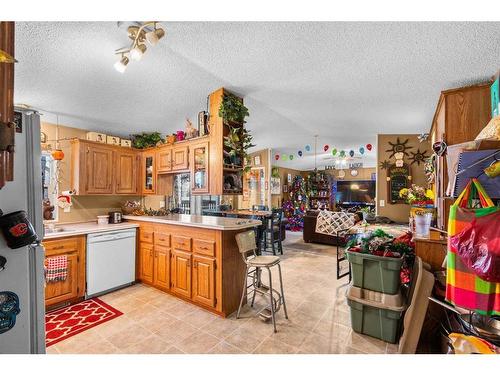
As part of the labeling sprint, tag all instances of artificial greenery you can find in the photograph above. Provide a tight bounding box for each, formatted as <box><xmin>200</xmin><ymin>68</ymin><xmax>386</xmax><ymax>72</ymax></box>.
<box><xmin>224</xmin><ymin>126</ymin><xmax>255</xmax><ymax>173</ymax></box>
<box><xmin>131</xmin><ymin>132</ymin><xmax>164</xmax><ymax>149</ymax></box>
<box><xmin>219</xmin><ymin>93</ymin><xmax>249</xmax><ymax>124</ymax></box>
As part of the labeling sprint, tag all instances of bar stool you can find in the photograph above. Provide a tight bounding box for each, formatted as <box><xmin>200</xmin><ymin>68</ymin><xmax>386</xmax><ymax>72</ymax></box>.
<box><xmin>235</xmin><ymin>230</ymin><xmax>288</xmax><ymax>333</ymax></box>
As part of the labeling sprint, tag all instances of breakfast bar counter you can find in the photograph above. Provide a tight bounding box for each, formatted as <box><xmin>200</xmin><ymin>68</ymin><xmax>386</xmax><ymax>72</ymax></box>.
<box><xmin>124</xmin><ymin>214</ymin><xmax>261</xmax><ymax>317</ymax></box>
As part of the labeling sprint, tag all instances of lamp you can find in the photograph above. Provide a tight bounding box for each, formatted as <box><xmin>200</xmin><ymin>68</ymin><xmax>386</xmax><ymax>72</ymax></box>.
<box><xmin>114</xmin><ymin>55</ymin><xmax>129</xmax><ymax>73</ymax></box>
<box><xmin>146</xmin><ymin>27</ymin><xmax>165</xmax><ymax>46</ymax></box>
<box><xmin>130</xmin><ymin>43</ymin><xmax>147</xmax><ymax>61</ymax></box>
<box><xmin>113</xmin><ymin>22</ymin><xmax>165</xmax><ymax>72</ymax></box>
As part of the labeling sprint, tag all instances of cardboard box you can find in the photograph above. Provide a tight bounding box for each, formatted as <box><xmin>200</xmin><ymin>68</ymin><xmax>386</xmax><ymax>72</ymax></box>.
<box><xmin>86</xmin><ymin>132</ymin><xmax>106</xmax><ymax>143</ymax></box>
<box><xmin>120</xmin><ymin>139</ymin><xmax>132</xmax><ymax>148</ymax></box>
<box><xmin>106</xmin><ymin>135</ymin><xmax>120</xmax><ymax>146</ymax></box>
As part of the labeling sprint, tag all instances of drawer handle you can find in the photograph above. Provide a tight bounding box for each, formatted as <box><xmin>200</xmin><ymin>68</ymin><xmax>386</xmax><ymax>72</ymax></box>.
<box><xmin>199</xmin><ymin>246</ymin><xmax>209</xmax><ymax>250</ymax></box>
<box><xmin>51</xmin><ymin>245</ymin><xmax>65</xmax><ymax>250</ymax></box>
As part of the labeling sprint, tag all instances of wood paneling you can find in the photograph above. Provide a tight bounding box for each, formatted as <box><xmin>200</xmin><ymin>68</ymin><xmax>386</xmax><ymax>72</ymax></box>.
<box><xmin>43</xmin><ymin>235</ymin><xmax>86</xmax><ymax>310</ymax></box>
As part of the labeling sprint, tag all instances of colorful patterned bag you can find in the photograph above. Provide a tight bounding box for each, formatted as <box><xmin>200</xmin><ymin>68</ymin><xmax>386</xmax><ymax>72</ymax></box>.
<box><xmin>446</xmin><ymin>178</ymin><xmax>500</xmax><ymax>315</ymax></box>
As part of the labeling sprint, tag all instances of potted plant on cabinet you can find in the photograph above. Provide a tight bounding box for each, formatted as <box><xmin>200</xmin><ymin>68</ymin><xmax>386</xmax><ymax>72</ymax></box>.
<box><xmin>399</xmin><ymin>185</ymin><xmax>435</xmax><ymax>238</ymax></box>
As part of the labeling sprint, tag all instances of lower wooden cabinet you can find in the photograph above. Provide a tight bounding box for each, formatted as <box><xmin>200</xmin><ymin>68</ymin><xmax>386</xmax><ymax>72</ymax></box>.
<box><xmin>154</xmin><ymin>246</ymin><xmax>170</xmax><ymax>290</ymax></box>
<box><xmin>192</xmin><ymin>254</ymin><xmax>216</xmax><ymax>307</ymax></box>
<box><xmin>171</xmin><ymin>249</ymin><xmax>192</xmax><ymax>299</ymax></box>
<box><xmin>43</xmin><ymin>236</ymin><xmax>86</xmax><ymax>310</ymax></box>
<box><xmin>139</xmin><ymin>242</ymin><xmax>154</xmax><ymax>284</ymax></box>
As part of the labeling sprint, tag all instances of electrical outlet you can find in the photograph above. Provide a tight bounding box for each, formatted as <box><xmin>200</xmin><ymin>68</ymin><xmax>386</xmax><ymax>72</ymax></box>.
<box><xmin>159</xmin><ymin>201</ymin><xmax>165</xmax><ymax>208</ymax></box>
<box><xmin>379</xmin><ymin>200</ymin><xmax>385</xmax><ymax>207</ymax></box>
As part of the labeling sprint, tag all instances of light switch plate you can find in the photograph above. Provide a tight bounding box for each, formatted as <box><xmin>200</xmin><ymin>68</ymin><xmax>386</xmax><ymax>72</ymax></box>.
<box><xmin>159</xmin><ymin>201</ymin><xmax>165</xmax><ymax>208</ymax></box>
<box><xmin>379</xmin><ymin>200</ymin><xmax>385</xmax><ymax>207</ymax></box>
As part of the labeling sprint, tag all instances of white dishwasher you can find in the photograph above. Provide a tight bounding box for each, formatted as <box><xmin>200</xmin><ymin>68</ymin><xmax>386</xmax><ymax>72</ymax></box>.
<box><xmin>86</xmin><ymin>228</ymin><xmax>136</xmax><ymax>298</ymax></box>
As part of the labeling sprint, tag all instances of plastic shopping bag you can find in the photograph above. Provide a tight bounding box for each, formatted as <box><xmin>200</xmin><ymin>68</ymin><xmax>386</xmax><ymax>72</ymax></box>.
<box><xmin>450</xmin><ymin>210</ymin><xmax>500</xmax><ymax>282</ymax></box>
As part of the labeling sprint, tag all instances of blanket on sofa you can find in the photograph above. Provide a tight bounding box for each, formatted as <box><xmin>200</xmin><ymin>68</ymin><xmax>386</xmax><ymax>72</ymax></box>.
<box><xmin>315</xmin><ymin>210</ymin><xmax>356</xmax><ymax>235</ymax></box>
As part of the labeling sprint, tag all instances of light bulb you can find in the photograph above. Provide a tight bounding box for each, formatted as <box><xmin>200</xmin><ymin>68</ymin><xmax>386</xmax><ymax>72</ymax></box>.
<box><xmin>114</xmin><ymin>56</ymin><xmax>129</xmax><ymax>73</ymax></box>
<box><xmin>146</xmin><ymin>28</ymin><xmax>165</xmax><ymax>46</ymax></box>
<box><xmin>130</xmin><ymin>44</ymin><xmax>147</xmax><ymax>61</ymax></box>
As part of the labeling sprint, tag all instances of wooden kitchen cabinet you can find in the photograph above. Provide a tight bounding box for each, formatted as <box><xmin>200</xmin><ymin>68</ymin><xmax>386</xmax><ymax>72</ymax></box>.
<box><xmin>43</xmin><ymin>236</ymin><xmax>86</xmax><ymax>310</ymax></box>
<box><xmin>115</xmin><ymin>149</ymin><xmax>139</xmax><ymax>194</ymax></box>
<box><xmin>172</xmin><ymin>145</ymin><xmax>189</xmax><ymax>171</ymax></box>
<box><xmin>156</xmin><ymin>147</ymin><xmax>172</xmax><ymax>173</ymax></box>
<box><xmin>141</xmin><ymin>150</ymin><xmax>156</xmax><ymax>194</ymax></box>
<box><xmin>171</xmin><ymin>248</ymin><xmax>192</xmax><ymax>299</ymax></box>
<box><xmin>154</xmin><ymin>245</ymin><xmax>170</xmax><ymax>291</ymax></box>
<box><xmin>139</xmin><ymin>242</ymin><xmax>154</xmax><ymax>284</ymax></box>
<box><xmin>78</xmin><ymin>142</ymin><xmax>114</xmax><ymax>194</ymax></box>
<box><xmin>415</xmin><ymin>238</ymin><xmax>447</xmax><ymax>272</ymax></box>
<box><xmin>190</xmin><ymin>141</ymin><xmax>210</xmax><ymax>194</ymax></box>
<box><xmin>192</xmin><ymin>254</ymin><xmax>216</xmax><ymax>307</ymax></box>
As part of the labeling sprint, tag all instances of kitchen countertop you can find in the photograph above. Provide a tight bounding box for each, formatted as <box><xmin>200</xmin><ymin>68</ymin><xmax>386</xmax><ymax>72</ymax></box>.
<box><xmin>123</xmin><ymin>214</ymin><xmax>262</xmax><ymax>231</ymax></box>
<box><xmin>43</xmin><ymin>221</ymin><xmax>139</xmax><ymax>240</ymax></box>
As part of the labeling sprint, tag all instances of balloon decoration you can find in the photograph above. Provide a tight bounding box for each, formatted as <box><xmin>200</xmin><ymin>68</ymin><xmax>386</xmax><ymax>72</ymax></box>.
<box><xmin>273</xmin><ymin>140</ymin><xmax>373</xmax><ymax>163</ymax></box>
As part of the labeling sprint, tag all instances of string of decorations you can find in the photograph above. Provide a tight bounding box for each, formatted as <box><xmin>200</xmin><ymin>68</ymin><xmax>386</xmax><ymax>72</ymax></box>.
<box><xmin>274</xmin><ymin>143</ymin><xmax>373</xmax><ymax>161</ymax></box>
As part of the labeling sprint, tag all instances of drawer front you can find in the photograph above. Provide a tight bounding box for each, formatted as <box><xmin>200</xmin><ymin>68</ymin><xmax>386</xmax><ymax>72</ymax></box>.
<box><xmin>172</xmin><ymin>236</ymin><xmax>191</xmax><ymax>251</ymax></box>
<box><xmin>193</xmin><ymin>239</ymin><xmax>215</xmax><ymax>257</ymax></box>
<box><xmin>44</xmin><ymin>237</ymin><xmax>79</xmax><ymax>254</ymax></box>
<box><xmin>140</xmin><ymin>227</ymin><xmax>154</xmax><ymax>243</ymax></box>
<box><xmin>154</xmin><ymin>232</ymin><xmax>171</xmax><ymax>247</ymax></box>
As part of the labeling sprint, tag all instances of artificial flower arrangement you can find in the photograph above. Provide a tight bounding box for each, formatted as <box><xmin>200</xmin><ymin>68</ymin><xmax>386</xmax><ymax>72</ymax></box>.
<box><xmin>399</xmin><ymin>184</ymin><xmax>434</xmax><ymax>206</ymax></box>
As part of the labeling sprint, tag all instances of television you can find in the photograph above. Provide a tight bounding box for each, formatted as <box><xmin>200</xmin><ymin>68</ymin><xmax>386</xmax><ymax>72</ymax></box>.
<box><xmin>335</xmin><ymin>180</ymin><xmax>376</xmax><ymax>204</ymax></box>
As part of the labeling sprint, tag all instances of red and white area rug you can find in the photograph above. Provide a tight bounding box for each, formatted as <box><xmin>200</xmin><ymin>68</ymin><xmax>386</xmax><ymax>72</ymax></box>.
<box><xmin>45</xmin><ymin>298</ymin><xmax>123</xmax><ymax>347</ymax></box>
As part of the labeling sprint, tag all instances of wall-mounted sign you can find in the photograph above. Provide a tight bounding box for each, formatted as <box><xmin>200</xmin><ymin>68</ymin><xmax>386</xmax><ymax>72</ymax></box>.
<box><xmin>387</xmin><ymin>163</ymin><xmax>411</xmax><ymax>204</ymax></box>
<box><xmin>349</xmin><ymin>162</ymin><xmax>363</xmax><ymax>169</ymax></box>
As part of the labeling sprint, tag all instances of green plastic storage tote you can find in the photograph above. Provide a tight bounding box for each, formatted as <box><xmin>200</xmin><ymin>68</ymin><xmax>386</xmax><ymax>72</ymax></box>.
<box><xmin>347</xmin><ymin>250</ymin><xmax>403</xmax><ymax>294</ymax></box>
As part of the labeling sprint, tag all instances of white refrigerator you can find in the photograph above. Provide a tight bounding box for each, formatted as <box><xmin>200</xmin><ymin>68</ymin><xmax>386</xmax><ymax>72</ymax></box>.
<box><xmin>0</xmin><ymin>109</ymin><xmax>45</xmax><ymax>354</ymax></box>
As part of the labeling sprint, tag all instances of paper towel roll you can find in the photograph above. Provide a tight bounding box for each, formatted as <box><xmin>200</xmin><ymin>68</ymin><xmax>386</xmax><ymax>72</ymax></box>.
<box><xmin>61</xmin><ymin>190</ymin><xmax>76</xmax><ymax>195</ymax></box>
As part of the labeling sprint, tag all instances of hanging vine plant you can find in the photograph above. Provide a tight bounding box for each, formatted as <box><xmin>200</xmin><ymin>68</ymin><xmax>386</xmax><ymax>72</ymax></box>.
<box><xmin>224</xmin><ymin>126</ymin><xmax>255</xmax><ymax>173</ymax></box>
<box><xmin>219</xmin><ymin>93</ymin><xmax>249</xmax><ymax>124</ymax></box>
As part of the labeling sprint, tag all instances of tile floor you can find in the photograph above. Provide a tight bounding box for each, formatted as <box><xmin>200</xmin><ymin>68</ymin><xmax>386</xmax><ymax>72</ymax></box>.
<box><xmin>47</xmin><ymin>232</ymin><xmax>397</xmax><ymax>354</ymax></box>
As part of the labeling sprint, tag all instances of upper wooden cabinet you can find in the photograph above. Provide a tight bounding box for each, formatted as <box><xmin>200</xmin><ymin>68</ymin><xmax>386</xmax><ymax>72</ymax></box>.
<box><xmin>172</xmin><ymin>145</ymin><xmax>189</xmax><ymax>171</ymax></box>
<box><xmin>141</xmin><ymin>150</ymin><xmax>156</xmax><ymax>195</ymax></box>
<box><xmin>190</xmin><ymin>141</ymin><xmax>210</xmax><ymax>194</ymax></box>
<box><xmin>115</xmin><ymin>149</ymin><xmax>139</xmax><ymax>194</ymax></box>
<box><xmin>156</xmin><ymin>147</ymin><xmax>172</xmax><ymax>173</ymax></box>
<box><xmin>71</xmin><ymin>139</ymin><xmax>140</xmax><ymax>195</ymax></box>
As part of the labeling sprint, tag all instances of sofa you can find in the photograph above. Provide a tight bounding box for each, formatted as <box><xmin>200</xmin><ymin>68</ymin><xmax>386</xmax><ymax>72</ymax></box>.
<box><xmin>303</xmin><ymin>210</ymin><xmax>361</xmax><ymax>246</ymax></box>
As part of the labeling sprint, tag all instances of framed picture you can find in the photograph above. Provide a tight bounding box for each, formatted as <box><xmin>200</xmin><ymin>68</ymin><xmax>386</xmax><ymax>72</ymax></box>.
<box><xmin>287</xmin><ymin>173</ymin><xmax>292</xmax><ymax>183</ymax></box>
<box><xmin>271</xmin><ymin>177</ymin><xmax>281</xmax><ymax>195</ymax></box>
<box><xmin>254</xmin><ymin>155</ymin><xmax>261</xmax><ymax>166</ymax></box>
<box><xmin>283</xmin><ymin>184</ymin><xmax>288</xmax><ymax>193</ymax></box>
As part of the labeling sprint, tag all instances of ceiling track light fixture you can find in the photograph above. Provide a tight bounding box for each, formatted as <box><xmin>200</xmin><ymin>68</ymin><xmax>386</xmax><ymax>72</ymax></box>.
<box><xmin>113</xmin><ymin>21</ymin><xmax>165</xmax><ymax>73</ymax></box>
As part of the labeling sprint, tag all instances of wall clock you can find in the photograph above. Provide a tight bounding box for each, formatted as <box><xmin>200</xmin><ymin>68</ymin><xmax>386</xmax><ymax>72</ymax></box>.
<box><xmin>350</xmin><ymin>169</ymin><xmax>359</xmax><ymax>177</ymax></box>
<box><xmin>338</xmin><ymin>170</ymin><xmax>345</xmax><ymax>179</ymax></box>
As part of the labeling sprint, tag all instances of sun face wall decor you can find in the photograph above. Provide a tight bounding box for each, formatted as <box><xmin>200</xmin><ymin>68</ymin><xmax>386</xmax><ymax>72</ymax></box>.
<box><xmin>385</xmin><ymin>137</ymin><xmax>413</xmax><ymax>159</ymax></box>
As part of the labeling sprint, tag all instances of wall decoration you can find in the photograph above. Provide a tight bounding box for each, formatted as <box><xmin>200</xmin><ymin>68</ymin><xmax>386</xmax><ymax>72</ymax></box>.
<box><xmin>283</xmin><ymin>185</ymin><xmax>288</xmax><ymax>193</ymax></box>
<box><xmin>350</xmin><ymin>169</ymin><xmax>359</xmax><ymax>177</ymax></box>
<box><xmin>254</xmin><ymin>155</ymin><xmax>261</xmax><ymax>166</ymax></box>
<box><xmin>491</xmin><ymin>77</ymin><xmax>499</xmax><ymax>117</ymax></box>
<box><xmin>0</xmin><ymin>291</ymin><xmax>20</xmax><ymax>334</ymax></box>
<box><xmin>359</xmin><ymin>147</ymin><xmax>365</xmax><ymax>154</ymax></box>
<box><xmin>387</xmin><ymin>163</ymin><xmax>411</xmax><ymax>204</ymax></box>
<box><xmin>409</xmin><ymin>148</ymin><xmax>429</xmax><ymax>165</ymax></box>
<box><xmin>338</xmin><ymin>170</ymin><xmax>346</xmax><ymax>179</ymax></box>
<box><xmin>305</xmin><ymin>145</ymin><xmax>311</xmax><ymax>152</ymax></box>
<box><xmin>332</xmin><ymin>148</ymin><xmax>337</xmax><ymax>156</ymax></box>
<box><xmin>349</xmin><ymin>150</ymin><xmax>355</xmax><ymax>157</ymax></box>
<box><xmin>289</xmin><ymin>155</ymin><xmax>294</xmax><ymax>160</ymax></box>
<box><xmin>287</xmin><ymin>173</ymin><xmax>292</xmax><ymax>183</ymax></box>
<box><xmin>385</xmin><ymin>137</ymin><xmax>413</xmax><ymax>159</ymax></box>
<box><xmin>339</xmin><ymin>150</ymin><xmax>346</xmax><ymax>157</ymax></box>
<box><xmin>432</xmin><ymin>141</ymin><xmax>447</xmax><ymax>157</ymax></box>
<box><xmin>298</xmin><ymin>150</ymin><xmax>303</xmax><ymax>157</ymax></box>
<box><xmin>184</xmin><ymin>118</ymin><xmax>198</xmax><ymax>139</ymax></box>
<box><xmin>271</xmin><ymin>176</ymin><xmax>281</xmax><ymax>195</ymax></box>
<box><xmin>282</xmin><ymin>154</ymin><xmax>288</xmax><ymax>161</ymax></box>
<box><xmin>323</xmin><ymin>145</ymin><xmax>329</xmax><ymax>152</ymax></box>
<box><xmin>275</xmin><ymin>154</ymin><xmax>280</xmax><ymax>161</ymax></box>
<box><xmin>379</xmin><ymin>159</ymin><xmax>391</xmax><ymax>170</ymax></box>
<box><xmin>394</xmin><ymin>151</ymin><xmax>405</xmax><ymax>167</ymax></box>
<box><xmin>366</xmin><ymin>143</ymin><xmax>372</xmax><ymax>151</ymax></box>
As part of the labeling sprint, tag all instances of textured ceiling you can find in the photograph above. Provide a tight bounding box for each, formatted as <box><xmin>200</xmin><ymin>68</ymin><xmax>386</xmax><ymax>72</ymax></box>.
<box><xmin>14</xmin><ymin>22</ymin><xmax>500</xmax><ymax>169</ymax></box>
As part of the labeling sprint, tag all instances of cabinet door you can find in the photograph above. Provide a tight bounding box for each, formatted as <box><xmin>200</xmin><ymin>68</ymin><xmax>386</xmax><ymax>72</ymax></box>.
<box><xmin>172</xmin><ymin>146</ymin><xmax>189</xmax><ymax>171</ymax></box>
<box><xmin>45</xmin><ymin>252</ymin><xmax>79</xmax><ymax>307</ymax></box>
<box><xmin>157</xmin><ymin>148</ymin><xmax>172</xmax><ymax>173</ymax></box>
<box><xmin>139</xmin><ymin>243</ymin><xmax>154</xmax><ymax>284</ymax></box>
<box><xmin>192</xmin><ymin>255</ymin><xmax>216</xmax><ymax>307</ymax></box>
<box><xmin>171</xmin><ymin>249</ymin><xmax>191</xmax><ymax>299</ymax></box>
<box><xmin>86</xmin><ymin>145</ymin><xmax>114</xmax><ymax>194</ymax></box>
<box><xmin>115</xmin><ymin>151</ymin><xmax>138</xmax><ymax>194</ymax></box>
<box><xmin>154</xmin><ymin>246</ymin><xmax>170</xmax><ymax>290</ymax></box>
<box><xmin>190</xmin><ymin>142</ymin><xmax>209</xmax><ymax>194</ymax></box>
<box><xmin>141</xmin><ymin>151</ymin><xmax>156</xmax><ymax>194</ymax></box>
